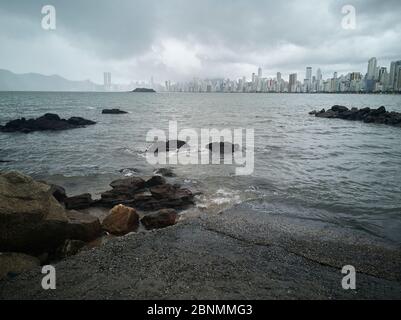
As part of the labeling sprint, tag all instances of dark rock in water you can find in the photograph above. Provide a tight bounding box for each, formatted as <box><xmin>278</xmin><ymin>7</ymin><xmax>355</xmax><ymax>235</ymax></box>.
<box><xmin>0</xmin><ymin>160</ymin><xmax>12</xmax><ymax>163</ymax></box>
<box><xmin>49</xmin><ymin>184</ymin><xmax>67</xmax><ymax>203</ymax></box>
<box><xmin>110</xmin><ymin>177</ymin><xmax>145</xmax><ymax>193</ymax></box>
<box><xmin>144</xmin><ymin>176</ymin><xmax>167</xmax><ymax>188</ymax></box>
<box><xmin>331</xmin><ymin>105</ymin><xmax>349</xmax><ymax>113</ymax></box>
<box><xmin>154</xmin><ymin>167</ymin><xmax>176</xmax><ymax>177</ymax></box>
<box><xmin>206</xmin><ymin>142</ymin><xmax>239</xmax><ymax>154</ymax></box>
<box><xmin>0</xmin><ymin>113</ymin><xmax>96</xmax><ymax>133</ymax></box>
<box><xmin>149</xmin><ymin>140</ymin><xmax>187</xmax><ymax>154</ymax></box>
<box><xmin>102</xmin><ymin>109</ymin><xmax>128</xmax><ymax>115</ymax></box>
<box><xmin>141</xmin><ymin>209</ymin><xmax>178</xmax><ymax>230</ymax></box>
<box><xmin>67</xmin><ymin>117</ymin><xmax>96</xmax><ymax>126</ymax></box>
<box><xmin>132</xmin><ymin>88</ymin><xmax>156</xmax><ymax>93</ymax></box>
<box><xmin>311</xmin><ymin>105</ymin><xmax>401</xmax><ymax>127</ymax></box>
<box><xmin>64</xmin><ymin>193</ymin><xmax>93</xmax><ymax>210</ymax></box>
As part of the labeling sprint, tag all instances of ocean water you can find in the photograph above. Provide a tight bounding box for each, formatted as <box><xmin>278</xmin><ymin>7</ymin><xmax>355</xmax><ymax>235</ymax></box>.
<box><xmin>1</xmin><ymin>92</ymin><xmax>401</xmax><ymax>244</ymax></box>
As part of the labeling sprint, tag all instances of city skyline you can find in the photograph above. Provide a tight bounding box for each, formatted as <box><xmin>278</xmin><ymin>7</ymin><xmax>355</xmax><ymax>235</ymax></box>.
<box><xmin>102</xmin><ymin>57</ymin><xmax>401</xmax><ymax>94</ymax></box>
<box><xmin>0</xmin><ymin>0</ymin><xmax>401</xmax><ymax>84</ymax></box>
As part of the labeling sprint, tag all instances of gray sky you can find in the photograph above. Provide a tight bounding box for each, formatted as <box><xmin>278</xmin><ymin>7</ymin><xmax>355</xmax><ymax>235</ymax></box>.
<box><xmin>0</xmin><ymin>0</ymin><xmax>400</xmax><ymax>84</ymax></box>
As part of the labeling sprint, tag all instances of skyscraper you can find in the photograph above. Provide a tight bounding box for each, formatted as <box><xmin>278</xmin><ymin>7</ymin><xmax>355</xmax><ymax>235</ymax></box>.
<box><xmin>367</xmin><ymin>57</ymin><xmax>377</xmax><ymax>80</ymax></box>
<box><xmin>258</xmin><ymin>67</ymin><xmax>263</xmax><ymax>78</ymax></box>
<box><xmin>289</xmin><ymin>73</ymin><xmax>297</xmax><ymax>93</ymax></box>
<box><xmin>389</xmin><ymin>61</ymin><xmax>401</xmax><ymax>91</ymax></box>
<box><xmin>306</xmin><ymin>67</ymin><xmax>312</xmax><ymax>81</ymax></box>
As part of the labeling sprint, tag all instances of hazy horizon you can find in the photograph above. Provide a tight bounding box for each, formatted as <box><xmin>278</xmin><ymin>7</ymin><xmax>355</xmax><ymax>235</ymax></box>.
<box><xmin>1</xmin><ymin>0</ymin><xmax>401</xmax><ymax>84</ymax></box>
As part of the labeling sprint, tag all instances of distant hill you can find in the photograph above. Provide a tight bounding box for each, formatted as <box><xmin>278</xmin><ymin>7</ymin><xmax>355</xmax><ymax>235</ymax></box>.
<box><xmin>0</xmin><ymin>69</ymin><xmax>103</xmax><ymax>92</ymax></box>
<box><xmin>132</xmin><ymin>88</ymin><xmax>156</xmax><ymax>93</ymax></box>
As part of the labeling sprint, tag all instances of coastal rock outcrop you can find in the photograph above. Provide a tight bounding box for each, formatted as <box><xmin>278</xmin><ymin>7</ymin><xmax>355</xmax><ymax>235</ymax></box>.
<box><xmin>0</xmin><ymin>171</ymin><xmax>102</xmax><ymax>254</ymax></box>
<box><xmin>99</xmin><ymin>176</ymin><xmax>194</xmax><ymax>211</ymax></box>
<box><xmin>102</xmin><ymin>109</ymin><xmax>128</xmax><ymax>115</ymax></box>
<box><xmin>102</xmin><ymin>204</ymin><xmax>139</xmax><ymax>236</ymax></box>
<box><xmin>141</xmin><ymin>209</ymin><xmax>178</xmax><ymax>230</ymax></box>
<box><xmin>148</xmin><ymin>140</ymin><xmax>187</xmax><ymax>154</ymax></box>
<box><xmin>0</xmin><ymin>113</ymin><xmax>96</xmax><ymax>133</ymax></box>
<box><xmin>310</xmin><ymin>106</ymin><xmax>401</xmax><ymax>127</ymax></box>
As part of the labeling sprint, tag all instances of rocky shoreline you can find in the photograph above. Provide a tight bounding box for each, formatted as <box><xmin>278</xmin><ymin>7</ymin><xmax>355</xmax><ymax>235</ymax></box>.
<box><xmin>1</xmin><ymin>200</ymin><xmax>400</xmax><ymax>300</ymax></box>
<box><xmin>310</xmin><ymin>105</ymin><xmax>401</xmax><ymax>127</ymax></box>
<box><xmin>0</xmin><ymin>170</ymin><xmax>195</xmax><ymax>279</ymax></box>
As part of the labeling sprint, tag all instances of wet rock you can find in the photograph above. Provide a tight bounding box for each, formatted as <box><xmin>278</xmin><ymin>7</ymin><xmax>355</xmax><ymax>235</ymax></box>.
<box><xmin>149</xmin><ymin>140</ymin><xmax>187</xmax><ymax>154</ymax></box>
<box><xmin>0</xmin><ymin>171</ymin><xmax>102</xmax><ymax>254</ymax></box>
<box><xmin>66</xmin><ymin>210</ymin><xmax>102</xmax><ymax>242</ymax></box>
<box><xmin>206</xmin><ymin>142</ymin><xmax>239</xmax><ymax>153</ymax></box>
<box><xmin>144</xmin><ymin>176</ymin><xmax>166</xmax><ymax>188</ymax></box>
<box><xmin>48</xmin><ymin>184</ymin><xmax>67</xmax><ymax>203</ymax></box>
<box><xmin>64</xmin><ymin>193</ymin><xmax>93</xmax><ymax>210</ymax></box>
<box><xmin>102</xmin><ymin>204</ymin><xmax>139</xmax><ymax>236</ymax></box>
<box><xmin>0</xmin><ymin>253</ymin><xmax>40</xmax><ymax>280</ymax></box>
<box><xmin>154</xmin><ymin>167</ymin><xmax>176</xmax><ymax>177</ymax></box>
<box><xmin>102</xmin><ymin>109</ymin><xmax>128</xmax><ymax>115</ymax></box>
<box><xmin>0</xmin><ymin>113</ymin><xmax>96</xmax><ymax>133</ymax></box>
<box><xmin>141</xmin><ymin>209</ymin><xmax>178</xmax><ymax>230</ymax></box>
<box><xmin>331</xmin><ymin>105</ymin><xmax>349</xmax><ymax>113</ymax></box>
<box><xmin>311</xmin><ymin>106</ymin><xmax>401</xmax><ymax>127</ymax></box>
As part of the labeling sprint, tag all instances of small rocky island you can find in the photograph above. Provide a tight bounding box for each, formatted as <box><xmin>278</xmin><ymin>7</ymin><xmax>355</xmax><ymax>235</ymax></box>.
<box><xmin>310</xmin><ymin>105</ymin><xmax>401</xmax><ymax>127</ymax></box>
<box><xmin>102</xmin><ymin>109</ymin><xmax>128</xmax><ymax>115</ymax></box>
<box><xmin>131</xmin><ymin>88</ymin><xmax>156</xmax><ymax>93</ymax></box>
<box><xmin>0</xmin><ymin>113</ymin><xmax>96</xmax><ymax>133</ymax></box>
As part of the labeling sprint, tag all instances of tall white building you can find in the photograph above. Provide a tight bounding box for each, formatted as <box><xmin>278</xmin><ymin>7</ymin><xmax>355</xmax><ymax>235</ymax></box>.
<box><xmin>367</xmin><ymin>57</ymin><xmax>377</xmax><ymax>80</ymax></box>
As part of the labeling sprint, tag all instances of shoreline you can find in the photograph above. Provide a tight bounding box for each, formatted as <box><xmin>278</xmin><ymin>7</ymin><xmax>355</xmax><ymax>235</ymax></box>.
<box><xmin>1</xmin><ymin>199</ymin><xmax>400</xmax><ymax>300</ymax></box>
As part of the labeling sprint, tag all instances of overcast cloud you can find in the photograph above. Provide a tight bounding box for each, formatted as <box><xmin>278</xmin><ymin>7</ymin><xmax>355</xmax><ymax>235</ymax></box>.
<box><xmin>0</xmin><ymin>0</ymin><xmax>400</xmax><ymax>83</ymax></box>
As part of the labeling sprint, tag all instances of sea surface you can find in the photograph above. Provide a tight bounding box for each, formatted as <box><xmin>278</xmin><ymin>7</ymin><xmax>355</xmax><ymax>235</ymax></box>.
<box><xmin>1</xmin><ymin>92</ymin><xmax>401</xmax><ymax>244</ymax></box>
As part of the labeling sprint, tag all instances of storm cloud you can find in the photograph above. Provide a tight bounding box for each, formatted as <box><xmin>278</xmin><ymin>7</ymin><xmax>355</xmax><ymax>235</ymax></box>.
<box><xmin>0</xmin><ymin>0</ymin><xmax>400</xmax><ymax>83</ymax></box>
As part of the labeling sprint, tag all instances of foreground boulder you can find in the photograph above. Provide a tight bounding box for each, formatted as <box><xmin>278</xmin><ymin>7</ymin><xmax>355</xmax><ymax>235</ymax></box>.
<box><xmin>311</xmin><ymin>106</ymin><xmax>401</xmax><ymax>127</ymax></box>
<box><xmin>0</xmin><ymin>253</ymin><xmax>40</xmax><ymax>280</ymax></box>
<box><xmin>0</xmin><ymin>113</ymin><xmax>96</xmax><ymax>133</ymax></box>
<box><xmin>0</xmin><ymin>171</ymin><xmax>102</xmax><ymax>254</ymax></box>
<box><xmin>102</xmin><ymin>109</ymin><xmax>128</xmax><ymax>115</ymax></box>
<box><xmin>102</xmin><ymin>204</ymin><xmax>139</xmax><ymax>236</ymax></box>
<box><xmin>141</xmin><ymin>209</ymin><xmax>178</xmax><ymax>230</ymax></box>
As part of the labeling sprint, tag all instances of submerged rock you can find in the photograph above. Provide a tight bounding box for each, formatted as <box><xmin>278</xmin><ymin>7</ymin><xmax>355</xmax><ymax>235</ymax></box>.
<box><xmin>102</xmin><ymin>109</ymin><xmax>128</xmax><ymax>115</ymax></box>
<box><xmin>0</xmin><ymin>113</ymin><xmax>96</xmax><ymax>133</ymax></box>
<box><xmin>311</xmin><ymin>106</ymin><xmax>401</xmax><ymax>127</ymax></box>
<box><xmin>102</xmin><ymin>204</ymin><xmax>139</xmax><ymax>236</ymax></box>
<box><xmin>141</xmin><ymin>209</ymin><xmax>178</xmax><ymax>230</ymax></box>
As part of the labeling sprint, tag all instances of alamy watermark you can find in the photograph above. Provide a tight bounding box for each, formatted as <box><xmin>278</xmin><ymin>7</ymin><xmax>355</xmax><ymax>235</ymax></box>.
<box><xmin>41</xmin><ymin>5</ymin><xmax>56</xmax><ymax>30</ymax></box>
<box><xmin>145</xmin><ymin>121</ymin><xmax>254</xmax><ymax>176</ymax></box>
<box><xmin>341</xmin><ymin>5</ymin><xmax>357</xmax><ymax>30</ymax></box>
